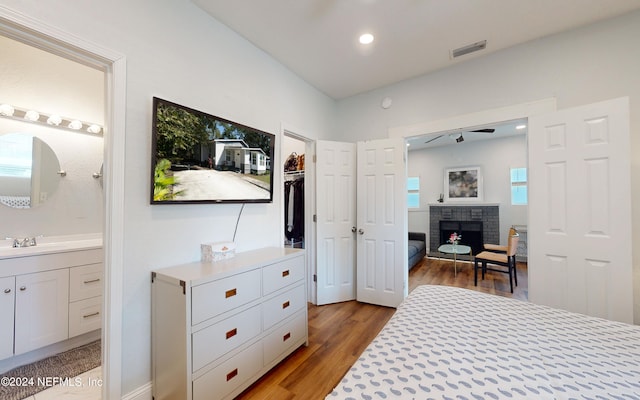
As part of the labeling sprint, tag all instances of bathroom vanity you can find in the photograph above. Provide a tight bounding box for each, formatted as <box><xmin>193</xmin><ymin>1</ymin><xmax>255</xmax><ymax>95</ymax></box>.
<box><xmin>0</xmin><ymin>235</ymin><xmax>103</xmax><ymax>367</ymax></box>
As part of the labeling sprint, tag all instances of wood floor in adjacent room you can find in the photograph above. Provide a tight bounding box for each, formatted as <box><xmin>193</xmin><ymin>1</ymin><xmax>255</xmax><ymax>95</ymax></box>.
<box><xmin>236</xmin><ymin>257</ymin><xmax>528</xmax><ymax>400</ymax></box>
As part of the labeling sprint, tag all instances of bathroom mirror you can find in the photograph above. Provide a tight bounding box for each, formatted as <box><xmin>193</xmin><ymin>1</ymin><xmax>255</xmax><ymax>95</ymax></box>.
<box><xmin>0</xmin><ymin>133</ymin><xmax>61</xmax><ymax>209</ymax></box>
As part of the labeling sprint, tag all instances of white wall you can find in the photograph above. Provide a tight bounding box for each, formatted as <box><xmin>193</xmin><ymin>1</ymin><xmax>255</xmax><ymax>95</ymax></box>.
<box><xmin>336</xmin><ymin>11</ymin><xmax>640</xmax><ymax>324</ymax></box>
<box><xmin>1</xmin><ymin>0</ymin><xmax>336</xmax><ymax>394</ymax></box>
<box><xmin>408</xmin><ymin>135</ymin><xmax>527</xmax><ymax>249</ymax></box>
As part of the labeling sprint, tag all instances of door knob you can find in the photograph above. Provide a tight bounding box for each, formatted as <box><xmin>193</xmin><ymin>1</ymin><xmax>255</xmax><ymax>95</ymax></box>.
<box><xmin>358</xmin><ymin>229</ymin><xmax>364</xmax><ymax>235</ymax></box>
<box><xmin>351</xmin><ymin>227</ymin><xmax>357</xmax><ymax>233</ymax></box>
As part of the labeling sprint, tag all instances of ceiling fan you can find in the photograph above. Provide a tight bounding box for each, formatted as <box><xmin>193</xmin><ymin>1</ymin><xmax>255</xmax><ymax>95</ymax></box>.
<box><xmin>424</xmin><ymin>128</ymin><xmax>495</xmax><ymax>145</ymax></box>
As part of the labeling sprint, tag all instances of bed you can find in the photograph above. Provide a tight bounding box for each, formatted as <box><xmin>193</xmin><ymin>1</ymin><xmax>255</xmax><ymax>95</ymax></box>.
<box><xmin>326</xmin><ymin>285</ymin><xmax>640</xmax><ymax>399</ymax></box>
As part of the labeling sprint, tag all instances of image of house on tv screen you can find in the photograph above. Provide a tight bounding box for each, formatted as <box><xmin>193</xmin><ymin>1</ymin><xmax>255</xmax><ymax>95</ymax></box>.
<box><xmin>152</xmin><ymin>98</ymin><xmax>274</xmax><ymax>204</ymax></box>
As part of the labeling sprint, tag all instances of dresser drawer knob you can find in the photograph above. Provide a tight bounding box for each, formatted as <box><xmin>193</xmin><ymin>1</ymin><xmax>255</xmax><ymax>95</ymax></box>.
<box><xmin>283</xmin><ymin>332</ymin><xmax>291</xmax><ymax>342</ymax></box>
<box><xmin>226</xmin><ymin>368</ymin><xmax>238</xmax><ymax>382</ymax></box>
<box><xmin>226</xmin><ymin>328</ymin><xmax>237</xmax><ymax>340</ymax></box>
<box><xmin>282</xmin><ymin>301</ymin><xmax>290</xmax><ymax>309</ymax></box>
<box><xmin>225</xmin><ymin>288</ymin><xmax>237</xmax><ymax>298</ymax></box>
<box><xmin>282</xmin><ymin>270</ymin><xmax>290</xmax><ymax>277</ymax></box>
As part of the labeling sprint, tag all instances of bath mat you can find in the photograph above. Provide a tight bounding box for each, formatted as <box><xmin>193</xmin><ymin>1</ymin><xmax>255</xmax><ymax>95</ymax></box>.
<box><xmin>0</xmin><ymin>340</ymin><xmax>101</xmax><ymax>400</ymax></box>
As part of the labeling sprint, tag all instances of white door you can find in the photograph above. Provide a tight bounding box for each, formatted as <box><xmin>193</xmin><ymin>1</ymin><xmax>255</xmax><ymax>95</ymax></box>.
<box><xmin>356</xmin><ymin>138</ymin><xmax>408</xmax><ymax>308</ymax></box>
<box><xmin>315</xmin><ymin>140</ymin><xmax>357</xmax><ymax>305</ymax></box>
<box><xmin>528</xmin><ymin>97</ymin><xmax>632</xmax><ymax>323</ymax></box>
<box><xmin>14</xmin><ymin>269</ymin><xmax>70</xmax><ymax>354</ymax></box>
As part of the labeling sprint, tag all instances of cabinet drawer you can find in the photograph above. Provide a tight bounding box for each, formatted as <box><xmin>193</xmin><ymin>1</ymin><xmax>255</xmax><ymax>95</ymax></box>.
<box><xmin>69</xmin><ymin>263</ymin><xmax>103</xmax><ymax>302</ymax></box>
<box><xmin>193</xmin><ymin>340</ymin><xmax>262</xmax><ymax>400</ymax></box>
<box><xmin>192</xmin><ymin>305</ymin><xmax>261</xmax><ymax>372</ymax></box>
<box><xmin>263</xmin><ymin>283</ymin><xmax>305</xmax><ymax>331</ymax></box>
<box><xmin>262</xmin><ymin>255</ymin><xmax>304</xmax><ymax>295</ymax></box>
<box><xmin>192</xmin><ymin>269</ymin><xmax>261</xmax><ymax>325</ymax></box>
<box><xmin>263</xmin><ymin>311</ymin><xmax>306</xmax><ymax>366</ymax></box>
<box><xmin>69</xmin><ymin>296</ymin><xmax>102</xmax><ymax>337</ymax></box>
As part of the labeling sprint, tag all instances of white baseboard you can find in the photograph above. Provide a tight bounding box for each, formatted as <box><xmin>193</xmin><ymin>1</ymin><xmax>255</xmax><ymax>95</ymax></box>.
<box><xmin>122</xmin><ymin>382</ymin><xmax>152</xmax><ymax>400</ymax></box>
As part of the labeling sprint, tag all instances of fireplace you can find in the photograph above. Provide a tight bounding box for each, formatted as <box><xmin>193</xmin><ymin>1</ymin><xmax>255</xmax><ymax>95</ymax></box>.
<box><xmin>429</xmin><ymin>204</ymin><xmax>499</xmax><ymax>260</ymax></box>
<box><xmin>440</xmin><ymin>220</ymin><xmax>483</xmax><ymax>256</ymax></box>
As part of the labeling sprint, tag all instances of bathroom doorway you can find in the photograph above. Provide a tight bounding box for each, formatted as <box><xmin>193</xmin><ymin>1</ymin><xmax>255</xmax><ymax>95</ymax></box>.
<box><xmin>0</xmin><ymin>32</ymin><xmax>105</xmax><ymax>380</ymax></box>
<box><xmin>0</xmin><ymin>9</ymin><xmax>126</xmax><ymax>398</ymax></box>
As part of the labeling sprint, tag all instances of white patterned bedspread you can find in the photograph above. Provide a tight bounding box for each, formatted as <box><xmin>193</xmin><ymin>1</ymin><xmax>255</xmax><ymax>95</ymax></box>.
<box><xmin>327</xmin><ymin>285</ymin><xmax>640</xmax><ymax>400</ymax></box>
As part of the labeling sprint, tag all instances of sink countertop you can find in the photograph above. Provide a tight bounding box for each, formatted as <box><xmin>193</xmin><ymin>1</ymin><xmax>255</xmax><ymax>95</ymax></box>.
<box><xmin>0</xmin><ymin>233</ymin><xmax>103</xmax><ymax>260</ymax></box>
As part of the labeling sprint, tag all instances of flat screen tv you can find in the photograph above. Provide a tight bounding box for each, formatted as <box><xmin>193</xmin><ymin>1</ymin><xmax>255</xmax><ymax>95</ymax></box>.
<box><xmin>150</xmin><ymin>97</ymin><xmax>275</xmax><ymax>204</ymax></box>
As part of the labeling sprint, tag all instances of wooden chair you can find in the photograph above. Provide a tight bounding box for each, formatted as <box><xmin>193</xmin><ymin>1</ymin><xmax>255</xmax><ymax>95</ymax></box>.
<box><xmin>474</xmin><ymin>232</ymin><xmax>520</xmax><ymax>293</ymax></box>
<box><xmin>482</xmin><ymin>226</ymin><xmax>517</xmax><ymax>253</ymax></box>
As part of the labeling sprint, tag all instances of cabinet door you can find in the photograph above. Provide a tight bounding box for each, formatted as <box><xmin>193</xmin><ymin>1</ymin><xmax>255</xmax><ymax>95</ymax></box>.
<box><xmin>0</xmin><ymin>276</ymin><xmax>15</xmax><ymax>360</ymax></box>
<box><xmin>14</xmin><ymin>269</ymin><xmax>69</xmax><ymax>355</ymax></box>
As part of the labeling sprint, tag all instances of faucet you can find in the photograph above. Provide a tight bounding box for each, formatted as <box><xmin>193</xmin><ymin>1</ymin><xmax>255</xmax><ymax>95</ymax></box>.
<box><xmin>8</xmin><ymin>236</ymin><xmax>39</xmax><ymax>248</ymax></box>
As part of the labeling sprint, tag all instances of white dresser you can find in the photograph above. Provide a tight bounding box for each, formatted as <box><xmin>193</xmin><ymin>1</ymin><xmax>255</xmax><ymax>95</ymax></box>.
<box><xmin>151</xmin><ymin>247</ymin><xmax>307</xmax><ymax>400</ymax></box>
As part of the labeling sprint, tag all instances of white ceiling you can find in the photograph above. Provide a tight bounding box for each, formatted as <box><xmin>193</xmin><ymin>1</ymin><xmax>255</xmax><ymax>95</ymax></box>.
<box><xmin>405</xmin><ymin>119</ymin><xmax>528</xmax><ymax>151</ymax></box>
<box><xmin>193</xmin><ymin>0</ymin><xmax>640</xmax><ymax>100</ymax></box>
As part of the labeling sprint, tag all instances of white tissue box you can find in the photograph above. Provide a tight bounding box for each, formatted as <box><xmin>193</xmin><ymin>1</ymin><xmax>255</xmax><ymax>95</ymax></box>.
<box><xmin>201</xmin><ymin>241</ymin><xmax>236</xmax><ymax>262</ymax></box>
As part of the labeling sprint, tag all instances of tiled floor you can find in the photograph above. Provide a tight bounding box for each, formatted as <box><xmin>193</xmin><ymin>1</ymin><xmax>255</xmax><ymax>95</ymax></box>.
<box><xmin>23</xmin><ymin>366</ymin><xmax>102</xmax><ymax>400</ymax></box>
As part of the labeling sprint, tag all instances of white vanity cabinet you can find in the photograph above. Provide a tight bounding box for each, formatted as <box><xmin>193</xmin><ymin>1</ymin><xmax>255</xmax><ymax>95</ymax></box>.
<box><xmin>0</xmin><ymin>276</ymin><xmax>15</xmax><ymax>360</ymax></box>
<box><xmin>14</xmin><ymin>268</ymin><xmax>69</xmax><ymax>355</ymax></box>
<box><xmin>0</xmin><ymin>245</ymin><xmax>102</xmax><ymax>363</ymax></box>
<box><xmin>152</xmin><ymin>247</ymin><xmax>307</xmax><ymax>400</ymax></box>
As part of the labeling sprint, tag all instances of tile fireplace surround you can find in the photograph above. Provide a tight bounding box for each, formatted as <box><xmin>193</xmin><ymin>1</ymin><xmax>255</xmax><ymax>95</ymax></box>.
<box><xmin>429</xmin><ymin>204</ymin><xmax>499</xmax><ymax>260</ymax></box>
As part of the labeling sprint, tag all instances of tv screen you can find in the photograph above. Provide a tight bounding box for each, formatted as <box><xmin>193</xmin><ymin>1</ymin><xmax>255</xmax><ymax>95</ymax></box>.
<box><xmin>150</xmin><ymin>97</ymin><xmax>275</xmax><ymax>204</ymax></box>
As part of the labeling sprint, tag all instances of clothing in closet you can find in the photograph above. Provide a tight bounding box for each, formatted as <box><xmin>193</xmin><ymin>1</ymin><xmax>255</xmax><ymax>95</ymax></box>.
<box><xmin>284</xmin><ymin>177</ymin><xmax>304</xmax><ymax>242</ymax></box>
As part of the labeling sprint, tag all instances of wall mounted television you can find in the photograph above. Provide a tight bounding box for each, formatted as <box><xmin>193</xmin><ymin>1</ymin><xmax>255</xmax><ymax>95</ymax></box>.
<box><xmin>150</xmin><ymin>97</ymin><xmax>275</xmax><ymax>204</ymax></box>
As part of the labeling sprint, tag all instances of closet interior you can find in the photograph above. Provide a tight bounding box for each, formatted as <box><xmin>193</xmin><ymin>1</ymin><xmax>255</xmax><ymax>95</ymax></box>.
<box><xmin>283</xmin><ymin>135</ymin><xmax>305</xmax><ymax>249</ymax></box>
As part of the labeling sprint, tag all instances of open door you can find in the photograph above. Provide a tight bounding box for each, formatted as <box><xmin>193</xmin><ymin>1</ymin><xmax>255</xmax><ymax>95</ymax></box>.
<box><xmin>528</xmin><ymin>97</ymin><xmax>632</xmax><ymax>323</ymax></box>
<box><xmin>315</xmin><ymin>140</ymin><xmax>357</xmax><ymax>305</ymax></box>
<box><xmin>315</xmin><ymin>138</ymin><xmax>408</xmax><ymax>307</ymax></box>
<box><xmin>356</xmin><ymin>138</ymin><xmax>408</xmax><ymax>308</ymax></box>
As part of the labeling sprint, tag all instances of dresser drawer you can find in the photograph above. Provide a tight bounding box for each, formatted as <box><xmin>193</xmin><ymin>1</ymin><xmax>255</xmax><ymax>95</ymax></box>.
<box><xmin>192</xmin><ymin>305</ymin><xmax>261</xmax><ymax>372</ymax></box>
<box><xmin>192</xmin><ymin>269</ymin><xmax>261</xmax><ymax>325</ymax></box>
<box><xmin>262</xmin><ymin>255</ymin><xmax>304</xmax><ymax>295</ymax></box>
<box><xmin>193</xmin><ymin>340</ymin><xmax>263</xmax><ymax>400</ymax></box>
<box><xmin>69</xmin><ymin>263</ymin><xmax>103</xmax><ymax>302</ymax></box>
<box><xmin>69</xmin><ymin>296</ymin><xmax>102</xmax><ymax>337</ymax></box>
<box><xmin>263</xmin><ymin>283</ymin><xmax>305</xmax><ymax>331</ymax></box>
<box><xmin>263</xmin><ymin>311</ymin><xmax>306</xmax><ymax>366</ymax></box>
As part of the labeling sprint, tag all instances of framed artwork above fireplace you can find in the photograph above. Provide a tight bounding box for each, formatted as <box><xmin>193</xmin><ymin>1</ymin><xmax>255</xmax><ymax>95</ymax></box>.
<box><xmin>444</xmin><ymin>166</ymin><xmax>482</xmax><ymax>202</ymax></box>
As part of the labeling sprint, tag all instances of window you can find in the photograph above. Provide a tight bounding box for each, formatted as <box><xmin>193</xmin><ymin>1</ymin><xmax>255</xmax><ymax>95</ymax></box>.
<box><xmin>510</xmin><ymin>167</ymin><xmax>527</xmax><ymax>205</ymax></box>
<box><xmin>407</xmin><ymin>177</ymin><xmax>420</xmax><ymax>208</ymax></box>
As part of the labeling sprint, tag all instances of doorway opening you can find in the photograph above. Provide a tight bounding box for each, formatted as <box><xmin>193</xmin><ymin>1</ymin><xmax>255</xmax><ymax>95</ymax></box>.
<box><xmin>281</xmin><ymin>128</ymin><xmax>316</xmax><ymax>304</ymax></box>
<box><xmin>404</xmin><ymin>113</ymin><xmax>538</xmax><ymax>297</ymax></box>
<box><xmin>0</xmin><ymin>9</ymin><xmax>126</xmax><ymax>398</ymax></box>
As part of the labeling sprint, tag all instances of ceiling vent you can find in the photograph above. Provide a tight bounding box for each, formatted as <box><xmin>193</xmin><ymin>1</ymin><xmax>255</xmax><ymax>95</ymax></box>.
<box><xmin>451</xmin><ymin>40</ymin><xmax>487</xmax><ymax>59</ymax></box>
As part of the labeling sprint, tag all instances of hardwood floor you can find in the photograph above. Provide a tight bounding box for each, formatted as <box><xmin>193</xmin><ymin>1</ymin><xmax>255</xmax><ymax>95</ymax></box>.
<box><xmin>235</xmin><ymin>257</ymin><xmax>528</xmax><ymax>400</ymax></box>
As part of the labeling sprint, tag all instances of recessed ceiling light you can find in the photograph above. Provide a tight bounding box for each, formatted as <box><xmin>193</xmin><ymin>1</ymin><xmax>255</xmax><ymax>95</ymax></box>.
<box><xmin>359</xmin><ymin>33</ymin><xmax>374</xmax><ymax>45</ymax></box>
<box><xmin>516</xmin><ymin>124</ymin><xmax>527</xmax><ymax>130</ymax></box>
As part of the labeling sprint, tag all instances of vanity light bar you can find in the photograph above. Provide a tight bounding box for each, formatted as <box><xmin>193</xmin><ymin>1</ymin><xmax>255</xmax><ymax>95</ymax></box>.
<box><xmin>0</xmin><ymin>103</ymin><xmax>103</xmax><ymax>135</ymax></box>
